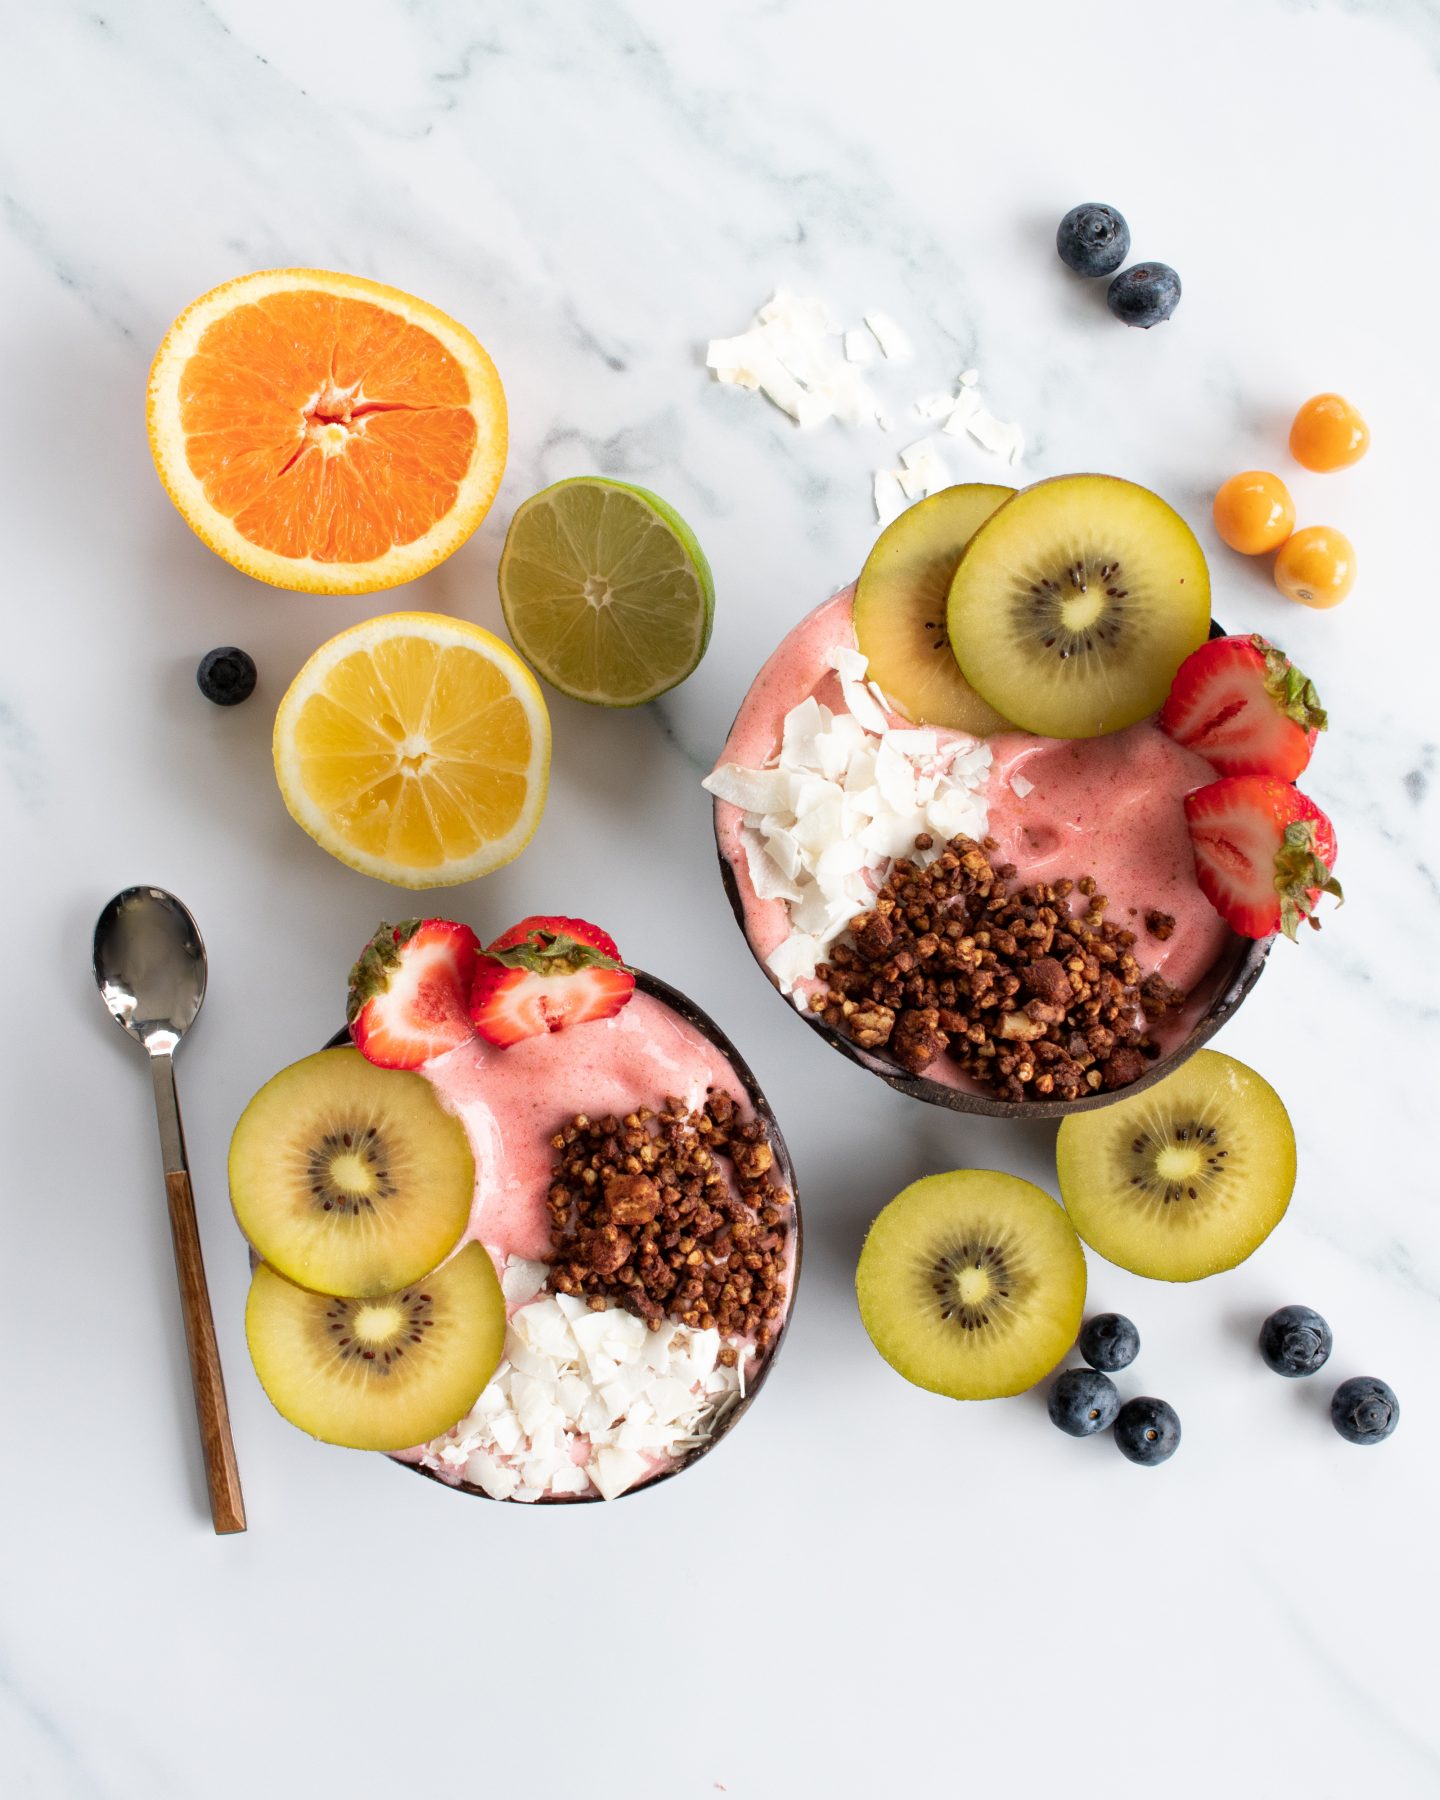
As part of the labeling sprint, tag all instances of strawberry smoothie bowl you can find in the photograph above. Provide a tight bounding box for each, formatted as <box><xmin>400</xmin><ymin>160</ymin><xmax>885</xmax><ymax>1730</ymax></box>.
<box><xmin>229</xmin><ymin>917</ymin><xmax>800</xmax><ymax>1503</ymax></box>
<box><xmin>704</xmin><ymin>478</ymin><xmax>1339</xmax><ymax>1119</ymax></box>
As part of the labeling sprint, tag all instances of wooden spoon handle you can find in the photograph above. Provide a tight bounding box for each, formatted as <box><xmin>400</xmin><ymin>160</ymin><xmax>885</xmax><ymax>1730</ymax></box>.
<box><xmin>163</xmin><ymin>1167</ymin><xmax>247</xmax><ymax>1534</ymax></box>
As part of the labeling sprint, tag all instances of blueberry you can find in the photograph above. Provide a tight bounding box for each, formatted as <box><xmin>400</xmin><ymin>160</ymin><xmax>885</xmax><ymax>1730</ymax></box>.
<box><xmin>1330</xmin><ymin>1376</ymin><xmax>1399</xmax><ymax>1446</ymax></box>
<box><xmin>1078</xmin><ymin>1312</ymin><xmax>1140</xmax><ymax>1373</ymax></box>
<box><xmin>1107</xmin><ymin>262</ymin><xmax>1182</xmax><ymax>328</ymax></box>
<box><xmin>1048</xmin><ymin>1367</ymin><xmax>1121</xmax><ymax>1437</ymax></box>
<box><xmin>1056</xmin><ymin>203</ymin><xmax>1131</xmax><ymax>278</ymax></box>
<box><xmin>197</xmin><ymin>646</ymin><xmax>257</xmax><ymax>706</ymax></box>
<box><xmin>1114</xmin><ymin>1396</ymin><xmax>1180</xmax><ymax>1466</ymax></box>
<box><xmin>1259</xmin><ymin>1305</ymin><xmax>1333</xmax><ymax>1378</ymax></box>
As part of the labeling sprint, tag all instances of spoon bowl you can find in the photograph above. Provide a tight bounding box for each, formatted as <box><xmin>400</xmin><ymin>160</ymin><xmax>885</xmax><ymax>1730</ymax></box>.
<box><xmin>93</xmin><ymin>886</ymin><xmax>207</xmax><ymax>1055</ymax></box>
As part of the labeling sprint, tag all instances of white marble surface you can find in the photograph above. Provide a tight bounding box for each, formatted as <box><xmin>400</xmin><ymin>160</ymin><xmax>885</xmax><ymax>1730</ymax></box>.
<box><xmin>4</xmin><ymin>2</ymin><xmax>1438</xmax><ymax>1794</ymax></box>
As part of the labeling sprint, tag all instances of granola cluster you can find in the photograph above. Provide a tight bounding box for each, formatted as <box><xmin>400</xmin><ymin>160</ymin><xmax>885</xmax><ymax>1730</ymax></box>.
<box><xmin>810</xmin><ymin>834</ymin><xmax>1189</xmax><ymax>1103</ymax></box>
<box><xmin>546</xmin><ymin>1091</ymin><xmax>791</xmax><ymax>1350</ymax></box>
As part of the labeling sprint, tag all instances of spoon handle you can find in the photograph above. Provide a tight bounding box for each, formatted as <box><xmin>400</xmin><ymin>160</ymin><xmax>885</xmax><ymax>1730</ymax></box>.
<box><xmin>150</xmin><ymin>1054</ymin><xmax>247</xmax><ymax>1535</ymax></box>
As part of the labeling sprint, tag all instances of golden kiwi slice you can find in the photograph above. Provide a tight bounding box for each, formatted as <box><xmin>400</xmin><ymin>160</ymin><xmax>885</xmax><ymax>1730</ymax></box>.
<box><xmin>1056</xmin><ymin>1050</ymin><xmax>1296</xmax><ymax>1281</ymax></box>
<box><xmin>946</xmin><ymin>474</ymin><xmax>1211</xmax><ymax>738</ymax></box>
<box><xmin>856</xmin><ymin>1170</ymin><xmax>1086</xmax><ymax>1399</ymax></box>
<box><xmin>229</xmin><ymin>1048</ymin><xmax>473</xmax><ymax>1298</ymax></box>
<box><xmin>853</xmin><ymin>483</ymin><xmax>1015</xmax><ymax>733</ymax></box>
<box><xmin>245</xmin><ymin>1243</ymin><xmax>505</xmax><ymax>1451</ymax></box>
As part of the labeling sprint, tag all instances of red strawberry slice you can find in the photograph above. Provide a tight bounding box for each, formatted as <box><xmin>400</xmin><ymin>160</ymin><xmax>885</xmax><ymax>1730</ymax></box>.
<box><xmin>1159</xmin><ymin>634</ymin><xmax>1327</xmax><ymax>780</ymax></box>
<box><xmin>346</xmin><ymin>918</ymin><xmax>480</xmax><ymax>1068</ymax></box>
<box><xmin>1184</xmin><ymin>777</ymin><xmax>1342</xmax><ymax>941</ymax></box>
<box><xmin>469</xmin><ymin>916</ymin><xmax>636</xmax><ymax>1048</ymax></box>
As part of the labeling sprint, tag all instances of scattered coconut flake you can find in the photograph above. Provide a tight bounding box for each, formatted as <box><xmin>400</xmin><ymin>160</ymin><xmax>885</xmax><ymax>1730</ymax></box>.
<box><xmin>707</xmin><ymin>291</ymin><xmax>884</xmax><ymax>430</ymax></box>
<box><xmin>865</xmin><ymin>310</ymin><xmax>913</xmax><ymax>362</ymax></box>
<box><xmin>941</xmin><ymin>387</ymin><xmax>983</xmax><ymax>434</ymax></box>
<box><xmin>913</xmin><ymin>391</ymin><xmax>957</xmax><ymax>422</ymax></box>
<box><xmin>1010</xmin><ymin>772</ymin><xmax>1036</xmax><ymax>799</ymax></box>
<box><xmin>844</xmin><ymin>327</ymin><xmax>877</xmax><ymax>364</ymax></box>
<box><xmin>872</xmin><ymin>469</ymin><xmax>907</xmax><ymax>526</ymax></box>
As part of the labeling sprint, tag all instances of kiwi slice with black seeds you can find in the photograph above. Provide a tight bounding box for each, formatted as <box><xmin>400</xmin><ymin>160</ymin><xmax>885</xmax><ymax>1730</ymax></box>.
<box><xmin>229</xmin><ymin>1047</ymin><xmax>473</xmax><ymax>1298</ymax></box>
<box><xmin>946</xmin><ymin>473</ymin><xmax>1211</xmax><ymax>738</ymax></box>
<box><xmin>856</xmin><ymin>1171</ymin><xmax>1086</xmax><ymax>1399</ymax></box>
<box><xmin>1056</xmin><ymin>1049</ymin><xmax>1295</xmax><ymax>1281</ymax></box>
<box><xmin>853</xmin><ymin>482</ymin><xmax>1015</xmax><ymax>733</ymax></box>
<box><xmin>245</xmin><ymin>1242</ymin><xmax>505</xmax><ymax>1451</ymax></box>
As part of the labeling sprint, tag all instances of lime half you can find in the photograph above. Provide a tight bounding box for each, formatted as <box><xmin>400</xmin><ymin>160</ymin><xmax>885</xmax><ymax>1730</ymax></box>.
<box><xmin>498</xmin><ymin>477</ymin><xmax>714</xmax><ymax>706</ymax></box>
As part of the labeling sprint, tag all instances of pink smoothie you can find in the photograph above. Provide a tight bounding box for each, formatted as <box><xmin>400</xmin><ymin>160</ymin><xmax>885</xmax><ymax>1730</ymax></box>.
<box><xmin>424</xmin><ymin>990</ymin><xmax>775</xmax><ymax>1265</ymax></box>
<box><xmin>712</xmin><ymin>589</ymin><xmax>1235</xmax><ymax>1075</ymax></box>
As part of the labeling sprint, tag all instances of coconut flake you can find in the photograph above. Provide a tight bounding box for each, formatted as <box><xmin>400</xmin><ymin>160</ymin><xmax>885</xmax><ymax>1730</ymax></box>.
<box><xmin>1010</xmin><ymin>772</ymin><xmax>1036</xmax><ymax>799</ymax></box>
<box><xmin>589</xmin><ymin>1446</ymin><xmax>649</xmax><ymax>1502</ymax></box>
<box><xmin>844</xmin><ymin>327</ymin><xmax>877</xmax><ymax>364</ymax></box>
<box><xmin>701</xmin><ymin>763</ymin><xmax>798</xmax><ymax>815</ymax></box>
<box><xmin>500</xmin><ymin>1256</ymin><xmax>550</xmax><ymax>1306</ymax></box>
<box><xmin>871</xmin><ymin>470</ymin><xmax>907</xmax><ymax>526</ymax></box>
<box><xmin>865</xmin><ymin>311</ymin><xmax>913</xmax><ymax>362</ymax></box>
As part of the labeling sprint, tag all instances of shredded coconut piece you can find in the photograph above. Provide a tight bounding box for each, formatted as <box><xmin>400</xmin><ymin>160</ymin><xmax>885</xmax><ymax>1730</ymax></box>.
<box><xmin>707</xmin><ymin>289</ymin><xmax>884</xmax><ymax>430</ymax></box>
<box><xmin>865</xmin><ymin>310</ymin><xmax>913</xmax><ymax>362</ymax></box>
<box><xmin>1010</xmin><ymin>772</ymin><xmax>1036</xmax><ymax>799</ymax></box>
<box><xmin>703</xmin><ymin>643</ymin><xmax>993</xmax><ymax>996</ymax></box>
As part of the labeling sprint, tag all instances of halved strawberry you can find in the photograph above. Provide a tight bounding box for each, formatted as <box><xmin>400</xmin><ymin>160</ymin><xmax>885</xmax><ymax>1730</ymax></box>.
<box><xmin>469</xmin><ymin>916</ymin><xmax>636</xmax><ymax>1048</ymax></box>
<box><xmin>1184</xmin><ymin>777</ymin><xmax>1342</xmax><ymax>940</ymax></box>
<box><xmin>1159</xmin><ymin>634</ymin><xmax>1327</xmax><ymax>780</ymax></box>
<box><xmin>346</xmin><ymin>919</ymin><xmax>480</xmax><ymax>1068</ymax></box>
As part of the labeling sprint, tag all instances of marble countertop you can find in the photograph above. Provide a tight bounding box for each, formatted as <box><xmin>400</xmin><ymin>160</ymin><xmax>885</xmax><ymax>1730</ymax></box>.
<box><xmin>5</xmin><ymin>2</ymin><xmax>1438</xmax><ymax>1795</ymax></box>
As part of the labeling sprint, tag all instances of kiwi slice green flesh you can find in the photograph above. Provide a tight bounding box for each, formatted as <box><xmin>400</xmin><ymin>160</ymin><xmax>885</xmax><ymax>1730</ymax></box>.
<box><xmin>853</xmin><ymin>483</ymin><xmax>1016</xmax><ymax>733</ymax></box>
<box><xmin>856</xmin><ymin>1171</ymin><xmax>1086</xmax><ymax>1399</ymax></box>
<box><xmin>245</xmin><ymin>1243</ymin><xmax>506</xmax><ymax>1451</ymax></box>
<box><xmin>1056</xmin><ymin>1049</ymin><xmax>1296</xmax><ymax>1281</ymax></box>
<box><xmin>946</xmin><ymin>474</ymin><xmax>1211</xmax><ymax>738</ymax></box>
<box><xmin>228</xmin><ymin>1047</ymin><xmax>474</xmax><ymax>1298</ymax></box>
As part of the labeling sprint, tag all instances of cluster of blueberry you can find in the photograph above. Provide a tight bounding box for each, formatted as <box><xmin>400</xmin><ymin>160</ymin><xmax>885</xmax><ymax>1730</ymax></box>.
<box><xmin>1050</xmin><ymin>1305</ymin><xmax>1401</xmax><ymax>1466</ymax></box>
<box><xmin>1048</xmin><ymin>1313</ymin><xmax>1180</xmax><ymax>1466</ymax></box>
<box><xmin>1055</xmin><ymin>203</ymin><xmax>1181</xmax><ymax>330</ymax></box>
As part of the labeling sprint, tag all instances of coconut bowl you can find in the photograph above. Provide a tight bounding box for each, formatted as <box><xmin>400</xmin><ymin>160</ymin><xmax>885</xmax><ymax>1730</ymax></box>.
<box><xmin>711</xmin><ymin>620</ymin><xmax>1273</xmax><ymax>1121</ymax></box>
<box><xmin>321</xmin><ymin>967</ymin><xmax>802</xmax><ymax>1502</ymax></box>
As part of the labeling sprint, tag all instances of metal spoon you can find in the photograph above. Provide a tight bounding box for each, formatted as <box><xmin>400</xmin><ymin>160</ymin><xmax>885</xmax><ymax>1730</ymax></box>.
<box><xmin>93</xmin><ymin>887</ymin><xmax>246</xmax><ymax>1535</ymax></box>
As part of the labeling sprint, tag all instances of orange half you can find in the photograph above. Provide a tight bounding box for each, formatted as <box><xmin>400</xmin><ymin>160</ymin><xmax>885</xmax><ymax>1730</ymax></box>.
<box><xmin>147</xmin><ymin>269</ymin><xmax>507</xmax><ymax>594</ymax></box>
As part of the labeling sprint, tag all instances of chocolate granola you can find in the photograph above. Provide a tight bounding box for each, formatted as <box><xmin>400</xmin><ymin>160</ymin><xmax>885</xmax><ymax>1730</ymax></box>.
<box><xmin>546</xmin><ymin>1091</ymin><xmax>791</xmax><ymax>1349</ymax></box>
<box><xmin>810</xmin><ymin>834</ymin><xmax>1190</xmax><ymax>1103</ymax></box>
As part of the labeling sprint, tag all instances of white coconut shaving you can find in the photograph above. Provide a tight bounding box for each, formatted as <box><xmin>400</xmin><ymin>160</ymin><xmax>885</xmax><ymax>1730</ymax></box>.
<box><xmin>417</xmin><ymin>1267</ymin><xmax>754</xmax><ymax>1503</ymax></box>
<box><xmin>704</xmin><ymin>644</ymin><xmax>992</xmax><ymax>996</ymax></box>
<box><xmin>706</xmin><ymin>289</ymin><xmax>888</xmax><ymax>429</ymax></box>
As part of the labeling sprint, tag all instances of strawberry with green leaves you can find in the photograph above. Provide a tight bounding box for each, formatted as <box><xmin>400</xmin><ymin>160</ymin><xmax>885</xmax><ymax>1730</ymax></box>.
<box><xmin>1184</xmin><ymin>778</ymin><xmax>1342</xmax><ymax>941</ymax></box>
<box><xmin>347</xmin><ymin>918</ymin><xmax>480</xmax><ymax>1068</ymax></box>
<box><xmin>1160</xmin><ymin>634</ymin><xmax>1327</xmax><ymax>781</ymax></box>
<box><xmin>469</xmin><ymin>916</ymin><xmax>635</xmax><ymax>1048</ymax></box>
